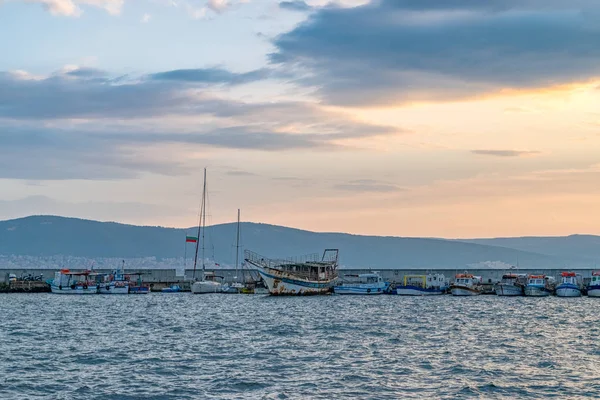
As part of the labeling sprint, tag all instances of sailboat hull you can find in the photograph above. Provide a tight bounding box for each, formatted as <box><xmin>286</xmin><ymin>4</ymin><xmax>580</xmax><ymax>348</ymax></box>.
<box><xmin>191</xmin><ymin>280</ymin><xmax>223</xmax><ymax>294</ymax></box>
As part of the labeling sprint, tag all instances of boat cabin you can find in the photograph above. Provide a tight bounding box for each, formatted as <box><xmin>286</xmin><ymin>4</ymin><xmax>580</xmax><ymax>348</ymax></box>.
<box><xmin>527</xmin><ymin>275</ymin><xmax>546</xmax><ymax>286</ymax></box>
<box><xmin>590</xmin><ymin>271</ymin><xmax>600</xmax><ymax>287</ymax></box>
<box><xmin>454</xmin><ymin>273</ymin><xmax>479</xmax><ymax>286</ymax></box>
<box><xmin>404</xmin><ymin>274</ymin><xmax>446</xmax><ymax>289</ymax></box>
<box><xmin>560</xmin><ymin>271</ymin><xmax>581</xmax><ymax>285</ymax></box>
<box><xmin>342</xmin><ymin>273</ymin><xmax>383</xmax><ymax>284</ymax></box>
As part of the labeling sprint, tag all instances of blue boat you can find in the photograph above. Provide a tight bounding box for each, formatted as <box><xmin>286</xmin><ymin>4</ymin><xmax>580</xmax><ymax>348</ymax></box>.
<box><xmin>394</xmin><ymin>273</ymin><xmax>448</xmax><ymax>296</ymax></box>
<box><xmin>334</xmin><ymin>272</ymin><xmax>389</xmax><ymax>295</ymax></box>
<box><xmin>555</xmin><ymin>272</ymin><xmax>582</xmax><ymax>297</ymax></box>
<box><xmin>162</xmin><ymin>284</ymin><xmax>181</xmax><ymax>293</ymax></box>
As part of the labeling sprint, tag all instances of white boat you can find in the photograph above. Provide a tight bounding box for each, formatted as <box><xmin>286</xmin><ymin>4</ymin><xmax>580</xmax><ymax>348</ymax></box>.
<box><xmin>450</xmin><ymin>273</ymin><xmax>482</xmax><ymax>296</ymax></box>
<box><xmin>494</xmin><ymin>273</ymin><xmax>526</xmax><ymax>296</ymax></box>
<box><xmin>98</xmin><ymin>261</ymin><xmax>129</xmax><ymax>294</ymax></box>
<box><xmin>394</xmin><ymin>273</ymin><xmax>447</xmax><ymax>295</ymax></box>
<box><xmin>334</xmin><ymin>272</ymin><xmax>388</xmax><ymax>295</ymax></box>
<box><xmin>189</xmin><ymin>168</ymin><xmax>225</xmax><ymax>295</ymax></box>
<box><xmin>245</xmin><ymin>249</ymin><xmax>339</xmax><ymax>296</ymax></box>
<box><xmin>588</xmin><ymin>271</ymin><xmax>600</xmax><ymax>297</ymax></box>
<box><xmin>524</xmin><ymin>274</ymin><xmax>554</xmax><ymax>297</ymax></box>
<box><xmin>50</xmin><ymin>269</ymin><xmax>98</xmax><ymax>295</ymax></box>
<box><xmin>555</xmin><ymin>271</ymin><xmax>583</xmax><ymax>297</ymax></box>
<box><xmin>191</xmin><ymin>273</ymin><xmax>224</xmax><ymax>294</ymax></box>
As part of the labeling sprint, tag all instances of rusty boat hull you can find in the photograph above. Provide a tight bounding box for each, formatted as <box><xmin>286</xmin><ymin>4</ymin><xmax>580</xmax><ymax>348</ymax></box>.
<box><xmin>255</xmin><ymin>265</ymin><xmax>335</xmax><ymax>296</ymax></box>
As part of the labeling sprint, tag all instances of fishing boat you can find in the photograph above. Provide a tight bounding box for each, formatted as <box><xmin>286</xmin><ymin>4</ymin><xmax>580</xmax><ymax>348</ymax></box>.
<box><xmin>128</xmin><ymin>272</ymin><xmax>150</xmax><ymax>294</ymax></box>
<box><xmin>162</xmin><ymin>284</ymin><xmax>182</xmax><ymax>293</ymax></box>
<box><xmin>555</xmin><ymin>271</ymin><xmax>583</xmax><ymax>297</ymax></box>
<box><xmin>449</xmin><ymin>273</ymin><xmax>482</xmax><ymax>296</ymax></box>
<box><xmin>50</xmin><ymin>269</ymin><xmax>98</xmax><ymax>295</ymax></box>
<box><xmin>587</xmin><ymin>271</ymin><xmax>600</xmax><ymax>297</ymax></box>
<box><xmin>394</xmin><ymin>273</ymin><xmax>448</xmax><ymax>295</ymax></box>
<box><xmin>494</xmin><ymin>273</ymin><xmax>526</xmax><ymax>296</ymax></box>
<box><xmin>244</xmin><ymin>249</ymin><xmax>339</xmax><ymax>296</ymax></box>
<box><xmin>191</xmin><ymin>169</ymin><xmax>224</xmax><ymax>294</ymax></box>
<box><xmin>524</xmin><ymin>274</ymin><xmax>554</xmax><ymax>297</ymax></box>
<box><xmin>98</xmin><ymin>260</ymin><xmax>129</xmax><ymax>294</ymax></box>
<box><xmin>333</xmin><ymin>272</ymin><xmax>388</xmax><ymax>295</ymax></box>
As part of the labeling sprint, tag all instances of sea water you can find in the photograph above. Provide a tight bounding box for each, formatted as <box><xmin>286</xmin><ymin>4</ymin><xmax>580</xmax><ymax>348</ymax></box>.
<box><xmin>1</xmin><ymin>294</ymin><xmax>600</xmax><ymax>399</ymax></box>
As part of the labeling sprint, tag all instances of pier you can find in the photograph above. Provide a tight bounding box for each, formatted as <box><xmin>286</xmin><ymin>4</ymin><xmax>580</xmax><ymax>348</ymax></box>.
<box><xmin>1</xmin><ymin>267</ymin><xmax>597</xmax><ymax>292</ymax></box>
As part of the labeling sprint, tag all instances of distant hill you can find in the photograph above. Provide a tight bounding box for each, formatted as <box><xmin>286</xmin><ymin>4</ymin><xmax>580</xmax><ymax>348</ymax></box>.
<box><xmin>0</xmin><ymin>215</ymin><xmax>593</xmax><ymax>269</ymax></box>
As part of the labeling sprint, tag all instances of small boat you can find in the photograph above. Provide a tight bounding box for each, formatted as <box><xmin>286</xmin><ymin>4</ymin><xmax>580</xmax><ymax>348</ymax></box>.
<box><xmin>555</xmin><ymin>271</ymin><xmax>583</xmax><ymax>297</ymax></box>
<box><xmin>394</xmin><ymin>273</ymin><xmax>447</xmax><ymax>296</ymax></box>
<box><xmin>192</xmin><ymin>272</ymin><xmax>224</xmax><ymax>294</ymax></box>
<box><xmin>50</xmin><ymin>269</ymin><xmax>98</xmax><ymax>295</ymax></box>
<box><xmin>524</xmin><ymin>274</ymin><xmax>555</xmax><ymax>297</ymax></box>
<box><xmin>128</xmin><ymin>272</ymin><xmax>150</xmax><ymax>294</ymax></box>
<box><xmin>162</xmin><ymin>284</ymin><xmax>182</xmax><ymax>293</ymax></box>
<box><xmin>245</xmin><ymin>249</ymin><xmax>339</xmax><ymax>296</ymax></box>
<box><xmin>334</xmin><ymin>272</ymin><xmax>389</xmax><ymax>295</ymax></box>
<box><xmin>587</xmin><ymin>271</ymin><xmax>600</xmax><ymax>297</ymax></box>
<box><xmin>494</xmin><ymin>273</ymin><xmax>526</xmax><ymax>296</ymax></box>
<box><xmin>98</xmin><ymin>261</ymin><xmax>129</xmax><ymax>294</ymax></box>
<box><xmin>450</xmin><ymin>273</ymin><xmax>482</xmax><ymax>296</ymax></box>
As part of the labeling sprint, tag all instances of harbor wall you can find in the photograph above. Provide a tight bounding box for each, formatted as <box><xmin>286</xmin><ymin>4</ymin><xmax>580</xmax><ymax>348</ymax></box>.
<box><xmin>1</xmin><ymin>267</ymin><xmax>597</xmax><ymax>284</ymax></box>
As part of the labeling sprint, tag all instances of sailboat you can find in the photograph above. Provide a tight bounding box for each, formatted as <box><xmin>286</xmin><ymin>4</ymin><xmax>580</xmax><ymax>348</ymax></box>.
<box><xmin>222</xmin><ymin>209</ymin><xmax>244</xmax><ymax>294</ymax></box>
<box><xmin>191</xmin><ymin>168</ymin><xmax>224</xmax><ymax>294</ymax></box>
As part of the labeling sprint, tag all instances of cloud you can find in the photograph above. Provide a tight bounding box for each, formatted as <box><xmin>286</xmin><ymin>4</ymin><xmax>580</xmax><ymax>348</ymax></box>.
<box><xmin>270</xmin><ymin>0</ymin><xmax>600</xmax><ymax>106</ymax></box>
<box><xmin>279</xmin><ymin>0</ymin><xmax>312</xmax><ymax>12</ymax></box>
<box><xmin>471</xmin><ymin>150</ymin><xmax>541</xmax><ymax>157</ymax></box>
<box><xmin>149</xmin><ymin>67</ymin><xmax>270</xmax><ymax>84</ymax></box>
<box><xmin>141</xmin><ymin>13</ymin><xmax>151</xmax><ymax>23</ymax></box>
<box><xmin>334</xmin><ymin>179</ymin><xmax>402</xmax><ymax>193</ymax></box>
<box><xmin>226</xmin><ymin>170</ymin><xmax>257</xmax><ymax>176</ymax></box>
<box><xmin>20</xmin><ymin>0</ymin><xmax>124</xmax><ymax>16</ymax></box>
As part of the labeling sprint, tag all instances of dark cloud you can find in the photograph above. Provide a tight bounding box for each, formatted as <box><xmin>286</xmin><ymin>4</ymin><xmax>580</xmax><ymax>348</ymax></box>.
<box><xmin>471</xmin><ymin>150</ymin><xmax>541</xmax><ymax>157</ymax></box>
<box><xmin>270</xmin><ymin>0</ymin><xmax>600</xmax><ymax>105</ymax></box>
<box><xmin>279</xmin><ymin>1</ymin><xmax>312</xmax><ymax>12</ymax></box>
<box><xmin>149</xmin><ymin>67</ymin><xmax>270</xmax><ymax>84</ymax></box>
<box><xmin>226</xmin><ymin>170</ymin><xmax>257</xmax><ymax>176</ymax></box>
<box><xmin>334</xmin><ymin>179</ymin><xmax>402</xmax><ymax>193</ymax></box>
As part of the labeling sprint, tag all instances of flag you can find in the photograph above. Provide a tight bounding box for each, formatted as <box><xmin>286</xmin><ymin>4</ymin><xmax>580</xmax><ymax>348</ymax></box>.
<box><xmin>186</xmin><ymin>235</ymin><xmax>198</xmax><ymax>243</ymax></box>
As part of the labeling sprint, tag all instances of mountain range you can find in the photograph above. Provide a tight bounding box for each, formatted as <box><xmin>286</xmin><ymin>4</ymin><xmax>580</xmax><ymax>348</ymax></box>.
<box><xmin>0</xmin><ymin>215</ymin><xmax>598</xmax><ymax>269</ymax></box>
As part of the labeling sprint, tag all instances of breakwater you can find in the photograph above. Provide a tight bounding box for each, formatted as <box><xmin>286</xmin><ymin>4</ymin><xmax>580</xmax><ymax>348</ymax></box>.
<box><xmin>2</xmin><ymin>267</ymin><xmax>597</xmax><ymax>285</ymax></box>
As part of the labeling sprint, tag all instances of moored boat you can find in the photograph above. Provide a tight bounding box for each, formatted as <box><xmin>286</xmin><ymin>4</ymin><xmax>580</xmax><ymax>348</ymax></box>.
<box><xmin>162</xmin><ymin>284</ymin><xmax>182</xmax><ymax>293</ymax></box>
<box><xmin>588</xmin><ymin>271</ymin><xmax>600</xmax><ymax>297</ymax></box>
<box><xmin>555</xmin><ymin>271</ymin><xmax>583</xmax><ymax>297</ymax></box>
<box><xmin>524</xmin><ymin>274</ymin><xmax>554</xmax><ymax>297</ymax></box>
<box><xmin>245</xmin><ymin>249</ymin><xmax>339</xmax><ymax>296</ymax></box>
<box><xmin>50</xmin><ymin>269</ymin><xmax>98</xmax><ymax>295</ymax></box>
<box><xmin>192</xmin><ymin>272</ymin><xmax>224</xmax><ymax>294</ymax></box>
<box><xmin>128</xmin><ymin>272</ymin><xmax>150</xmax><ymax>294</ymax></box>
<box><xmin>394</xmin><ymin>273</ymin><xmax>448</xmax><ymax>295</ymax></box>
<box><xmin>334</xmin><ymin>272</ymin><xmax>388</xmax><ymax>295</ymax></box>
<box><xmin>494</xmin><ymin>273</ymin><xmax>526</xmax><ymax>296</ymax></box>
<box><xmin>98</xmin><ymin>261</ymin><xmax>129</xmax><ymax>294</ymax></box>
<box><xmin>450</xmin><ymin>273</ymin><xmax>482</xmax><ymax>296</ymax></box>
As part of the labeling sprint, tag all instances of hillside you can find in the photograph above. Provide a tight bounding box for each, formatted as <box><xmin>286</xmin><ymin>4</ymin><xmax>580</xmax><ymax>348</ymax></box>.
<box><xmin>0</xmin><ymin>215</ymin><xmax>591</xmax><ymax>269</ymax></box>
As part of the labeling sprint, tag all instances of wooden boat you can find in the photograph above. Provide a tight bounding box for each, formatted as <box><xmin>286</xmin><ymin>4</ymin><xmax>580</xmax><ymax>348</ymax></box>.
<box><xmin>450</xmin><ymin>273</ymin><xmax>482</xmax><ymax>296</ymax></box>
<box><xmin>245</xmin><ymin>249</ymin><xmax>339</xmax><ymax>295</ymax></box>
<box><xmin>524</xmin><ymin>274</ymin><xmax>554</xmax><ymax>297</ymax></box>
<box><xmin>494</xmin><ymin>273</ymin><xmax>526</xmax><ymax>296</ymax></box>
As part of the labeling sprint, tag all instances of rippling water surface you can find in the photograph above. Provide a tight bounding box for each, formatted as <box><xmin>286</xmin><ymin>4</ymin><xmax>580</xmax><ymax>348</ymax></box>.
<box><xmin>2</xmin><ymin>294</ymin><xmax>600</xmax><ymax>399</ymax></box>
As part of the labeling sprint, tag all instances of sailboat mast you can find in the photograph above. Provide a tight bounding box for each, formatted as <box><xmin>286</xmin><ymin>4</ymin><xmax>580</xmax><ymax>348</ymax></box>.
<box><xmin>201</xmin><ymin>168</ymin><xmax>207</xmax><ymax>277</ymax></box>
<box><xmin>235</xmin><ymin>209</ymin><xmax>240</xmax><ymax>283</ymax></box>
<box><xmin>192</xmin><ymin>168</ymin><xmax>206</xmax><ymax>280</ymax></box>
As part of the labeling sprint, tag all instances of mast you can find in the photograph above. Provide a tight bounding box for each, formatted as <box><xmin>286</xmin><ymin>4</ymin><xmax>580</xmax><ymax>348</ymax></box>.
<box><xmin>235</xmin><ymin>209</ymin><xmax>240</xmax><ymax>283</ymax></box>
<box><xmin>192</xmin><ymin>168</ymin><xmax>207</xmax><ymax>280</ymax></box>
<box><xmin>201</xmin><ymin>168</ymin><xmax>207</xmax><ymax>277</ymax></box>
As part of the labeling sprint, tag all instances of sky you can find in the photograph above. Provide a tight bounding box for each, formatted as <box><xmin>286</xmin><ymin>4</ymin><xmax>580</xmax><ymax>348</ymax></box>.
<box><xmin>1</xmin><ymin>0</ymin><xmax>600</xmax><ymax>238</ymax></box>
